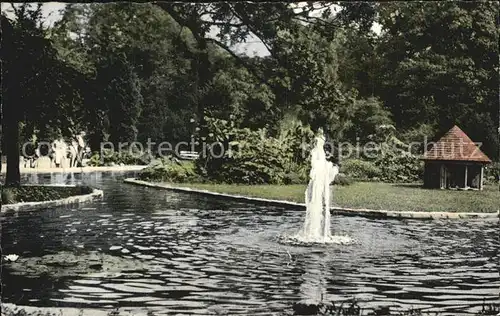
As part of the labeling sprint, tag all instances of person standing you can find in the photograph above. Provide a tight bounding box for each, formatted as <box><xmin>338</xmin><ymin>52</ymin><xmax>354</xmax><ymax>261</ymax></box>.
<box><xmin>76</xmin><ymin>132</ymin><xmax>86</xmax><ymax>167</ymax></box>
<box><xmin>52</xmin><ymin>139</ymin><xmax>62</xmax><ymax>168</ymax></box>
<box><xmin>34</xmin><ymin>146</ymin><xmax>40</xmax><ymax>168</ymax></box>
<box><xmin>69</xmin><ymin>139</ymin><xmax>78</xmax><ymax>167</ymax></box>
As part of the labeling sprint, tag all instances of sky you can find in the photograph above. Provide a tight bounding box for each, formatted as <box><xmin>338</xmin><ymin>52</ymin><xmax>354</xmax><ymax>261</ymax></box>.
<box><xmin>1</xmin><ymin>2</ymin><xmax>65</xmax><ymax>26</ymax></box>
<box><xmin>1</xmin><ymin>2</ymin><xmax>381</xmax><ymax>57</ymax></box>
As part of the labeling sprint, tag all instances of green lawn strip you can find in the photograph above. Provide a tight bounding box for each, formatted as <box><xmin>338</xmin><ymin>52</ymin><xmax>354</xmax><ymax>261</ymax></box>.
<box><xmin>169</xmin><ymin>182</ymin><xmax>499</xmax><ymax>213</ymax></box>
<box><xmin>172</xmin><ymin>183</ymin><xmax>306</xmax><ymax>203</ymax></box>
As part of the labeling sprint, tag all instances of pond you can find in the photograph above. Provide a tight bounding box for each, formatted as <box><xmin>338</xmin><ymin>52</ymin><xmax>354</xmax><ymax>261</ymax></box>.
<box><xmin>1</xmin><ymin>172</ymin><xmax>498</xmax><ymax>315</ymax></box>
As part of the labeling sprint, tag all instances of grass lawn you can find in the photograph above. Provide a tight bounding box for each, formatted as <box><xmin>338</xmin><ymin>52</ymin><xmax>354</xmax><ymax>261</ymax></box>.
<box><xmin>171</xmin><ymin>182</ymin><xmax>500</xmax><ymax>213</ymax></box>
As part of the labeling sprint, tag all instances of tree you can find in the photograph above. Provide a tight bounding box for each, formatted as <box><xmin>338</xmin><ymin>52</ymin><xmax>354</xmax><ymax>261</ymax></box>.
<box><xmin>49</xmin><ymin>3</ymin><xmax>378</xmax><ymax>149</ymax></box>
<box><xmin>55</xmin><ymin>3</ymin><xmax>206</xmax><ymax>147</ymax></box>
<box><xmin>344</xmin><ymin>97</ymin><xmax>393</xmax><ymax>142</ymax></box>
<box><xmin>377</xmin><ymin>1</ymin><xmax>499</xmax><ymax>159</ymax></box>
<box><xmin>336</xmin><ymin>27</ymin><xmax>381</xmax><ymax>98</ymax></box>
<box><xmin>95</xmin><ymin>55</ymin><xmax>143</xmax><ymax>146</ymax></box>
<box><xmin>1</xmin><ymin>5</ymin><xmax>85</xmax><ymax>186</ymax></box>
<box><xmin>1</xmin><ymin>15</ymin><xmax>18</xmax><ymax>185</ymax></box>
<box><xmin>270</xmin><ymin>25</ymin><xmax>358</xmax><ymax>138</ymax></box>
<box><xmin>155</xmin><ymin>2</ymin><xmax>376</xmax><ymax>135</ymax></box>
<box><xmin>200</xmin><ymin>56</ymin><xmax>276</xmax><ymax>130</ymax></box>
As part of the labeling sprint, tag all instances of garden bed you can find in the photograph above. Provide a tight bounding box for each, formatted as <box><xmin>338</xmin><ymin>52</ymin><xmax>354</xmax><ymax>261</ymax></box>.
<box><xmin>1</xmin><ymin>184</ymin><xmax>103</xmax><ymax>212</ymax></box>
<box><xmin>1</xmin><ymin>185</ymin><xmax>93</xmax><ymax>204</ymax></box>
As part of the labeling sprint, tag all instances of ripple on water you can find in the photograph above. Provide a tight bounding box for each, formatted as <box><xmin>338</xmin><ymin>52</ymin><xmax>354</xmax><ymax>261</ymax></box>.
<box><xmin>0</xmin><ymin>172</ymin><xmax>498</xmax><ymax>315</ymax></box>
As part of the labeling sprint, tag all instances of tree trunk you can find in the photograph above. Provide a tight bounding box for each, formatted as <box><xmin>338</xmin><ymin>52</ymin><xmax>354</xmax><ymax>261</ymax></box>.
<box><xmin>196</xmin><ymin>43</ymin><xmax>210</xmax><ymax>140</ymax></box>
<box><xmin>1</xmin><ymin>16</ymin><xmax>20</xmax><ymax>187</ymax></box>
<box><xmin>0</xmin><ymin>89</ymin><xmax>3</xmax><ymax>177</ymax></box>
<box><xmin>4</xmin><ymin>116</ymin><xmax>20</xmax><ymax>187</ymax></box>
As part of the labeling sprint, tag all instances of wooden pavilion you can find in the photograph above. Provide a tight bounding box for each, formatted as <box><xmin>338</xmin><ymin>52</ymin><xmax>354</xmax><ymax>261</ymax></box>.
<box><xmin>422</xmin><ymin>125</ymin><xmax>492</xmax><ymax>190</ymax></box>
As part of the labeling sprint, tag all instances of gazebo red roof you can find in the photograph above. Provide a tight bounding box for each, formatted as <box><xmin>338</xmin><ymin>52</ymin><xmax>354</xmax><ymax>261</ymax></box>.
<box><xmin>423</xmin><ymin>125</ymin><xmax>492</xmax><ymax>163</ymax></box>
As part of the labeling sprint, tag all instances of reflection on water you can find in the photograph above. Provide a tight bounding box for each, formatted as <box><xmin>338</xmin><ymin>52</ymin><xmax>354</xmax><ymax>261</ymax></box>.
<box><xmin>1</xmin><ymin>172</ymin><xmax>499</xmax><ymax>315</ymax></box>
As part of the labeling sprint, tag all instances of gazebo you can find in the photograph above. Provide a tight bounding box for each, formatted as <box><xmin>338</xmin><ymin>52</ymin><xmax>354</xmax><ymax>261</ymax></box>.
<box><xmin>422</xmin><ymin>125</ymin><xmax>492</xmax><ymax>190</ymax></box>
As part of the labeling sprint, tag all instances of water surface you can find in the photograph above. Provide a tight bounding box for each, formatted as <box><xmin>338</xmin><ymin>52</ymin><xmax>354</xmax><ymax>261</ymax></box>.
<box><xmin>1</xmin><ymin>172</ymin><xmax>498</xmax><ymax>315</ymax></box>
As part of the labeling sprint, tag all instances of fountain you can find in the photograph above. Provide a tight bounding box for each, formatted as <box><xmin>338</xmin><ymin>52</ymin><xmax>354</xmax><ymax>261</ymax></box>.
<box><xmin>289</xmin><ymin>129</ymin><xmax>352</xmax><ymax>244</ymax></box>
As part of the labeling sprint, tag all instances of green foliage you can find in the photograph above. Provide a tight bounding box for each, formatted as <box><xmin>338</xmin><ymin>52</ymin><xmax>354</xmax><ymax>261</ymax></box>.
<box><xmin>195</xmin><ymin>117</ymin><xmax>290</xmax><ymax>184</ymax></box>
<box><xmin>1</xmin><ymin>187</ymin><xmax>17</xmax><ymax>204</ymax></box>
<box><xmin>156</xmin><ymin>2</ymin><xmax>365</xmax><ymax>138</ymax></box>
<box><xmin>377</xmin><ymin>1</ymin><xmax>499</xmax><ymax>159</ymax></box>
<box><xmin>399</xmin><ymin>124</ymin><xmax>437</xmax><ymax>144</ymax></box>
<box><xmin>1</xmin><ymin>186</ymin><xmax>93</xmax><ymax>205</ymax></box>
<box><xmin>333</xmin><ymin>173</ymin><xmax>354</xmax><ymax>186</ymax></box>
<box><xmin>283</xmin><ymin>171</ymin><xmax>307</xmax><ymax>185</ymax></box>
<box><xmin>372</xmin><ymin>126</ymin><xmax>423</xmax><ymax>183</ymax></box>
<box><xmin>95</xmin><ymin>55</ymin><xmax>143</xmax><ymax>145</ymax></box>
<box><xmin>273</xmin><ymin>25</ymin><xmax>354</xmax><ymax>133</ymax></box>
<box><xmin>88</xmin><ymin>152</ymin><xmax>101</xmax><ymax>167</ymax></box>
<box><xmin>345</xmin><ymin>97</ymin><xmax>393</xmax><ymax>141</ymax></box>
<box><xmin>485</xmin><ymin>162</ymin><xmax>500</xmax><ymax>182</ymax></box>
<box><xmin>87</xmin><ymin>149</ymin><xmax>150</xmax><ymax>166</ymax></box>
<box><xmin>341</xmin><ymin>159</ymin><xmax>382</xmax><ymax>180</ymax></box>
<box><xmin>375</xmin><ymin>150</ymin><xmax>423</xmax><ymax>183</ymax></box>
<box><xmin>203</xmin><ymin>59</ymin><xmax>276</xmax><ymax>130</ymax></box>
<box><xmin>51</xmin><ymin>3</ymin><xmax>197</xmax><ymax>147</ymax></box>
<box><xmin>189</xmin><ymin>114</ymin><xmax>351</xmax><ymax>186</ymax></box>
<box><xmin>2</xmin><ymin>5</ymin><xmax>87</xmax><ymax>185</ymax></box>
<box><xmin>5</xmin><ymin>2</ymin><xmax>498</xmax><ymax>186</ymax></box>
<box><xmin>276</xmin><ymin>114</ymin><xmax>315</xmax><ymax>173</ymax></box>
<box><xmin>350</xmin><ymin>125</ymin><xmax>424</xmax><ymax>183</ymax></box>
<box><xmin>139</xmin><ymin>158</ymin><xmax>200</xmax><ymax>183</ymax></box>
<box><xmin>336</xmin><ymin>27</ymin><xmax>380</xmax><ymax>99</ymax></box>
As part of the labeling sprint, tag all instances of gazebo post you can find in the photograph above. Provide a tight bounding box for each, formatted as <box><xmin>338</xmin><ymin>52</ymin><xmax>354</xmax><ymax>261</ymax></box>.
<box><xmin>479</xmin><ymin>165</ymin><xmax>484</xmax><ymax>191</ymax></box>
<box><xmin>440</xmin><ymin>164</ymin><xmax>445</xmax><ymax>189</ymax></box>
<box><xmin>464</xmin><ymin>165</ymin><xmax>468</xmax><ymax>189</ymax></box>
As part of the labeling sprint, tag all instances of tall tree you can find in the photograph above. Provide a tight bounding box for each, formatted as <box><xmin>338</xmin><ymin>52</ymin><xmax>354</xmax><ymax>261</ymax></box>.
<box><xmin>1</xmin><ymin>5</ymin><xmax>84</xmax><ymax>186</ymax></box>
<box><xmin>95</xmin><ymin>54</ymin><xmax>143</xmax><ymax>146</ymax></box>
<box><xmin>336</xmin><ymin>27</ymin><xmax>381</xmax><ymax>99</ymax></box>
<box><xmin>377</xmin><ymin>1</ymin><xmax>499</xmax><ymax>159</ymax></box>
<box><xmin>56</xmin><ymin>3</ymin><xmax>204</xmax><ymax>146</ymax></box>
<box><xmin>155</xmin><ymin>2</ymin><xmax>376</xmax><ymax>135</ymax></box>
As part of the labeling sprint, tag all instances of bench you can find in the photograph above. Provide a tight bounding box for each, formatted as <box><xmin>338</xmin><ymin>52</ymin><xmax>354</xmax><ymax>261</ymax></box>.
<box><xmin>179</xmin><ymin>151</ymin><xmax>199</xmax><ymax>160</ymax></box>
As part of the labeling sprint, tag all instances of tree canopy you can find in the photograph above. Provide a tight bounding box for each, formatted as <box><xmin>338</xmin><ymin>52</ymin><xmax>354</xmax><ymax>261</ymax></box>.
<box><xmin>1</xmin><ymin>1</ymin><xmax>498</xmax><ymax>185</ymax></box>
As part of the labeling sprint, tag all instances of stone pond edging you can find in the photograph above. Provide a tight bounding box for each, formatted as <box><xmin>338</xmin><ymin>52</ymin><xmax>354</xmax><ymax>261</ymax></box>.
<box><xmin>1</xmin><ymin>185</ymin><xmax>104</xmax><ymax>213</ymax></box>
<box><xmin>124</xmin><ymin>178</ymin><xmax>499</xmax><ymax>220</ymax></box>
<box><xmin>1</xmin><ymin>303</ymin><xmax>140</xmax><ymax>316</ymax></box>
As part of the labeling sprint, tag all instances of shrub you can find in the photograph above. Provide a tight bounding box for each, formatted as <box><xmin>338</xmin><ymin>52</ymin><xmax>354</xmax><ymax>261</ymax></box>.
<box><xmin>88</xmin><ymin>149</ymin><xmax>151</xmax><ymax>167</ymax></box>
<box><xmin>333</xmin><ymin>173</ymin><xmax>353</xmax><ymax>186</ymax></box>
<box><xmin>1</xmin><ymin>185</ymin><xmax>93</xmax><ymax>204</ymax></box>
<box><xmin>139</xmin><ymin>157</ymin><xmax>200</xmax><ymax>183</ymax></box>
<box><xmin>195</xmin><ymin>117</ymin><xmax>289</xmax><ymax>184</ymax></box>
<box><xmin>375</xmin><ymin>150</ymin><xmax>423</xmax><ymax>183</ymax></box>
<box><xmin>89</xmin><ymin>152</ymin><xmax>101</xmax><ymax>166</ymax></box>
<box><xmin>283</xmin><ymin>171</ymin><xmax>307</xmax><ymax>185</ymax></box>
<box><xmin>399</xmin><ymin>124</ymin><xmax>437</xmax><ymax>146</ymax></box>
<box><xmin>365</xmin><ymin>127</ymin><xmax>423</xmax><ymax>183</ymax></box>
<box><xmin>1</xmin><ymin>187</ymin><xmax>17</xmax><ymax>204</ymax></box>
<box><xmin>277</xmin><ymin>115</ymin><xmax>315</xmax><ymax>173</ymax></box>
<box><xmin>341</xmin><ymin>159</ymin><xmax>381</xmax><ymax>180</ymax></box>
<box><xmin>485</xmin><ymin>162</ymin><xmax>499</xmax><ymax>181</ymax></box>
